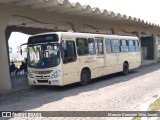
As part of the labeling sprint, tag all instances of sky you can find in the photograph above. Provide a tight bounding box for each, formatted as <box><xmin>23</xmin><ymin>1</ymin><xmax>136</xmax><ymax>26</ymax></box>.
<box><xmin>68</xmin><ymin>0</ymin><xmax>160</xmax><ymax>25</ymax></box>
<box><xmin>9</xmin><ymin>0</ymin><xmax>160</xmax><ymax>53</ymax></box>
<box><xmin>9</xmin><ymin>32</ymin><xmax>30</xmax><ymax>53</ymax></box>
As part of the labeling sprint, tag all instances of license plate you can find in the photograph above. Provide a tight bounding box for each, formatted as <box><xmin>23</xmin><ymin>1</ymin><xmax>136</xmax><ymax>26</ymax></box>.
<box><xmin>52</xmin><ymin>80</ymin><xmax>59</xmax><ymax>83</ymax></box>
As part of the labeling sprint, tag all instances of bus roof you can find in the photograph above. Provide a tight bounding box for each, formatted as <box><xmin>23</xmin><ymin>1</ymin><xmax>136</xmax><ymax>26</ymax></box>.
<box><xmin>30</xmin><ymin>32</ymin><xmax>139</xmax><ymax>40</ymax></box>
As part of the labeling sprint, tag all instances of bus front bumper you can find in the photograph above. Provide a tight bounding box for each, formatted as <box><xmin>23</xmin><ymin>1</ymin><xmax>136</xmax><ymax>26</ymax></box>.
<box><xmin>28</xmin><ymin>76</ymin><xmax>63</xmax><ymax>86</ymax></box>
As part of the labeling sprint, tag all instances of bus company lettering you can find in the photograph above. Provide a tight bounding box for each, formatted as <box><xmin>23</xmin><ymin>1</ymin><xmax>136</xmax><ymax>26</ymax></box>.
<box><xmin>85</xmin><ymin>57</ymin><xmax>95</xmax><ymax>63</ymax></box>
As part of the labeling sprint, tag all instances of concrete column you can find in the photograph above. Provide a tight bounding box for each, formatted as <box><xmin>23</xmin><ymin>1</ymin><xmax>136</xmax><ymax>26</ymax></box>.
<box><xmin>5</xmin><ymin>29</ymin><xmax>12</xmax><ymax>42</ymax></box>
<box><xmin>0</xmin><ymin>5</ymin><xmax>15</xmax><ymax>90</ymax></box>
<box><xmin>0</xmin><ymin>30</ymin><xmax>12</xmax><ymax>90</ymax></box>
<box><xmin>153</xmin><ymin>34</ymin><xmax>158</xmax><ymax>62</ymax></box>
<box><xmin>69</xmin><ymin>23</ymin><xmax>82</xmax><ymax>32</ymax></box>
<box><xmin>135</xmin><ymin>31</ymin><xmax>141</xmax><ymax>38</ymax></box>
<box><xmin>5</xmin><ymin>30</ymin><xmax>12</xmax><ymax>66</ymax></box>
<box><xmin>135</xmin><ymin>31</ymin><xmax>143</xmax><ymax>62</ymax></box>
<box><xmin>110</xmin><ymin>28</ymin><xmax>115</xmax><ymax>34</ymax></box>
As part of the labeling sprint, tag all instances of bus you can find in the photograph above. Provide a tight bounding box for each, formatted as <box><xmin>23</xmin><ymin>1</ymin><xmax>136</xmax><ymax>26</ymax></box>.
<box><xmin>21</xmin><ymin>32</ymin><xmax>141</xmax><ymax>86</ymax></box>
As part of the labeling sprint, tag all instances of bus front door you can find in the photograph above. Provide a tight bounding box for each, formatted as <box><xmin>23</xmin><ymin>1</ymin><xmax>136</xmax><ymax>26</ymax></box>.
<box><xmin>62</xmin><ymin>40</ymin><xmax>79</xmax><ymax>85</ymax></box>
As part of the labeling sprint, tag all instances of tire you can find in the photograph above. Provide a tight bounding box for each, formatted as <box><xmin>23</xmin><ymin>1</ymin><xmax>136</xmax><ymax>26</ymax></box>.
<box><xmin>80</xmin><ymin>70</ymin><xmax>90</xmax><ymax>86</ymax></box>
<box><xmin>123</xmin><ymin>62</ymin><xmax>129</xmax><ymax>75</ymax></box>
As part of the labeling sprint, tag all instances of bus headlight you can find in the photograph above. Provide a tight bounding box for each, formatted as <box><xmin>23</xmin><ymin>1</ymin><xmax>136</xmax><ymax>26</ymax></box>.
<box><xmin>28</xmin><ymin>72</ymin><xmax>34</xmax><ymax>78</ymax></box>
<box><xmin>52</xmin><ymin>70</ymin><xmax>62</xmax><ymax>78</ymax></box>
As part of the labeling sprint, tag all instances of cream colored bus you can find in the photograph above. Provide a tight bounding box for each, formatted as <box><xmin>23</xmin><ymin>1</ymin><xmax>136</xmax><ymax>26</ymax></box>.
<box><xmin>24</xmin><ymin>32</ymin><xmax>141</xmax><ymax>86</ymax></box>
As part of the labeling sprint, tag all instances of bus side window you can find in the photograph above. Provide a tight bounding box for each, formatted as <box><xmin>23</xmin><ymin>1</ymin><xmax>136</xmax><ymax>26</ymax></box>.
<box><xmin>76</xmin><ymin>38</ymin><xmax>89</xmax><ymax>56</ymax></box>
<box><xmin>88</xmin><ymin>38</ymin><xmax>96</xmax><ymax>55</ymax></box>
<box><xmin>62</xmin><ymin>41</ymin><xmax>77</xmax><ymax>63</ymax></box>
<box><xmin>111</xmin><ymin>39</ymin><xmax>120</xmax><ymax>53</ymax></box>
<box><xmin>120</xmin><ymin>39</ymin><xmax>128</xmax><ymax>52</ymax></box>
<box><xmin>96</xmin><ymin>38</ymin><xmax>104</xmax><ymax>55</ymax></box>
<box><xmin>135</xmin><ymin>40</ymin><xmax>140</xmax><ymax>52</ymax></box>
<box><xmin>128</xmin><ymin>40</ymin><xmax>136</xmax><ymax>52</ymax></box>
<box><xmin>105</xmin><ymin>38</ymin><xmax>111</xmax><ymax>53</ymax></box>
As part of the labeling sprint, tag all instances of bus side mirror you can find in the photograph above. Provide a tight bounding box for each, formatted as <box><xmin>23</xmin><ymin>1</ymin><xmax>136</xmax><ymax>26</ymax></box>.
<box><xmin>20</xmin><ymin>49</ymin><xmax>22</xmax><ymax>55</ymax></box>
<box><xmin>20</xmin><ymin>43</ymin><xmax>28</xmax><ymax>55</ymax></box>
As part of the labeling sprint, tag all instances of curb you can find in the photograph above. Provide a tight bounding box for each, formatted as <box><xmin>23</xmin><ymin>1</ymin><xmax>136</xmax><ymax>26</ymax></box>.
<box><xmin>140</xmin><ymin>94</ymin><xmax>159</xmax><ymax>120</ymax></box>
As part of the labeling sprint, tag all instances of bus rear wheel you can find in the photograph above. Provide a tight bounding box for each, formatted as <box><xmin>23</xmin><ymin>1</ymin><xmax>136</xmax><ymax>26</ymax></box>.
<box><xmin>123</xmin><ymin>62</ymin><xmax>129</xmax><ymax>75</ymax></box>
<box><xmin>80</xmin><ymin>70</ymin><xmax>90</xmax><ymax>86</ymax></box>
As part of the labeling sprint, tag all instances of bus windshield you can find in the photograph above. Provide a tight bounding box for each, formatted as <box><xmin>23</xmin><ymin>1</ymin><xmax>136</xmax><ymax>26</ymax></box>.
<box><xmin>28</xmin><ymin>43</ymin><xmax>60</xmax><ymax>68</ymax></box>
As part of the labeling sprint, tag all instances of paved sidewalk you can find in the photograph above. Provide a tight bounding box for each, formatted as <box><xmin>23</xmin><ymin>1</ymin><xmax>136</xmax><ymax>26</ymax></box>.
<box><xmin>0</xmin><ymin>74</ymin><xmax>30</xmax><ymax>95</ymax></box>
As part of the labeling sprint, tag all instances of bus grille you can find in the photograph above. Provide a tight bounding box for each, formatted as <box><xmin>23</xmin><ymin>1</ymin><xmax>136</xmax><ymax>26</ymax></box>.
<box><xmin>33</xmin><ymin>70</ymin><xmax>53</xmax><ymax>74</ymax></box>
<box><xmin>37</xmin><ymin>80</ymin><xmax>48</xmax><ymax>83</ymax></box>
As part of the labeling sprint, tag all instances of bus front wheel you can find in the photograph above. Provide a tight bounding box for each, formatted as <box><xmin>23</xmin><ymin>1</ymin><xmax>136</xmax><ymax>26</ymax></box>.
<box><xmin>123</xmin><ymin>62</ymin><xmax>129</xmax><ymax>75</ymax></box>
<box><xmin>80</xmin><ymin>70</ymin><xmax>90</xmax><ymax>86</ymax></box>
